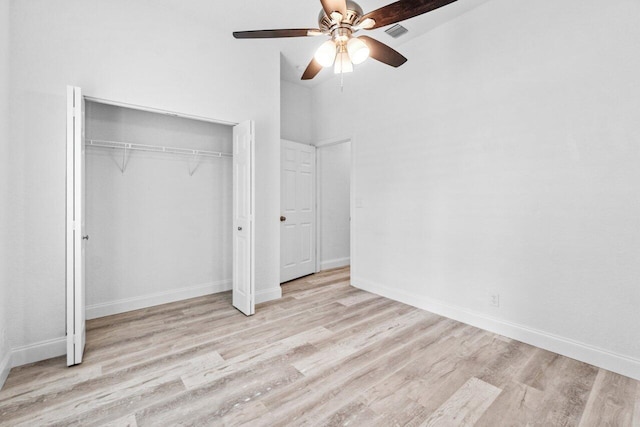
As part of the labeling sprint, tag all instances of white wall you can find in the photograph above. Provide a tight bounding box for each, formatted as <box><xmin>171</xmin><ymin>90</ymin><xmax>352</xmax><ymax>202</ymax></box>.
<box><xmin>317</xmin><ymin>142</ymin><xmax>351</xmax><ymax>270</ymax></box>
<box><xmin>311</xmin><ymin>0</ymin><xmax>640</xmax><ymax>380</ymax></box>
<box><xmin>85</xmin><ymin>102</ymin><xmax>233</xmax><ymax>319</ymax></box>
<box><xmin>281</xmin><ymin>79</ymin><xmax>312</xmax><ymax>145</ymax></box>
<box><xmin>0</xmin><ymin>0</ymin><xmax>11</xmax><ymax>388</ymax></box>
<box><xmin>8</xmin><ymin>0</ymin><xmax>281</xmax><ymax>366</ymax></box>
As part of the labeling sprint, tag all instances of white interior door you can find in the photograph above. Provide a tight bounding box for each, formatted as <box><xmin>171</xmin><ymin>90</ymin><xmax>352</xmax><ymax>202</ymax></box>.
<box><xmin>280</xmin><ymin>140</ymin><xmax>316</xmax><ymax>283</ymax></box>
<box><xmin>232</xmin><ymin>121</ymin><xmax>255</xmax><ymax>316</ymax></box>
<box><xmin>66</xmin><ymin>86</ymin><xmax>86</xmax><ymax>366</ymax></box>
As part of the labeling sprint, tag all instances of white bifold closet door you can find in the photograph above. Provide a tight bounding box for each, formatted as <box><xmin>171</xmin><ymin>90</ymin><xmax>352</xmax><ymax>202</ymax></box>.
<box><xmin>280</xmin><ymin>140</ymin><xmax>316</xmax><ymax>283</ymax></box>
<box><xmin>66</xmin><ymin>86</ymin><xmax>87</xmax><ymax>366</ymax></box>
<box><xmin>232</xmin><ymin>121</ymin><xmax>255</xmax><ymax>316</ymax></box>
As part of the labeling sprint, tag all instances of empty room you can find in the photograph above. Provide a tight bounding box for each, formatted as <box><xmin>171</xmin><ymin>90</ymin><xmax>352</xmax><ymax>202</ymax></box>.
<box><xmin>1</xmin><ymin>0</ymin><xmax>639</xmax><ymax>425</ymax></box>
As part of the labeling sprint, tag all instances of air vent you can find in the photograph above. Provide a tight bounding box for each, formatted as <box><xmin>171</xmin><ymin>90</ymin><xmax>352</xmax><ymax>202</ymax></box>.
<box><xmin>384</xmin><ymin>24</ymin><xmax>409</xmax><ymax>39</ymax></box>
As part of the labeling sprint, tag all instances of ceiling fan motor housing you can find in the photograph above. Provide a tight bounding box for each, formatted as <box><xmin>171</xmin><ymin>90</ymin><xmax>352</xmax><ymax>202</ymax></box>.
<box><xmin>318</xmin><ymin>0</ymin><xmax>364</xmax><ymax>32</ymax></box>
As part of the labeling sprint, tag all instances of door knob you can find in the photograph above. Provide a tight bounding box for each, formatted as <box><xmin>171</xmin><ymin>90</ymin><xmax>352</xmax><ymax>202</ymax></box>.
<box><xmin>82</xmin><ymin>235</ymin><xmax>89</xmax><ymax>240</ymax></box>
<box><xmin>280</xmin><ymin>216</ymin><xmax>286</xmax><ymax>222</ymax></box>
<box><xmin>237</xmin><ymin>227</ymin><xmax>242</xmax><ymax>231</ymax></box>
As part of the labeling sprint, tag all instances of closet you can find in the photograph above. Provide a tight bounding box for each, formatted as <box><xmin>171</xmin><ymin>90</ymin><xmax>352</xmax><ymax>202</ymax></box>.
<box><xmin>84</xmin><ymin>101</ymin><xmax>234</xmax><ymax>320</ymax></box>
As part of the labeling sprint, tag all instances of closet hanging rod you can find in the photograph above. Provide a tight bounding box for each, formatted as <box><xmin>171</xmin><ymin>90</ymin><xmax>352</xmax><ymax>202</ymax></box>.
<box><xmin>87</xmin><ymin>139</ymin><xmax>233</xmax><ymax>158</ymax></box>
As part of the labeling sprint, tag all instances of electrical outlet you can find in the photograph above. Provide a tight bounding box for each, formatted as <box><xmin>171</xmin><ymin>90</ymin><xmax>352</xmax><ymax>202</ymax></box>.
<box><xmin>490</xmin><ymin>294</ymin><xmax>500</xmax><ymax>308</ymax></box>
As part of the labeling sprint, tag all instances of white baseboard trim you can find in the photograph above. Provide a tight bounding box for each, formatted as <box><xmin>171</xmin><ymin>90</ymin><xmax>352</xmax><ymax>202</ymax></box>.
<box><xmin>11</xmin><ymin>337</ymin><xmax>66</xmax><ymax>368</ymax></box>
<box><xmin>255</xmin><ymin>286</ymin><xmax>282</xmax><ymax>304</ymax></box>
<box><xmin>10</xmin><ymin>280</ymin><xmax>276</xmax><ymax>370</ymax></box>
<box><xmin>86</xmin><ymin>280</ymin><xmax>232</xmax><ymax>320</ymax></box>
<box><xmin>320</xmin><ymin>257</ymin><xmax>351</xmax><ymax>271</ymax></box>
<box><xmin>352</xmin><ymin>275</ymin><xmax>640</xmax><ymax>381</ymax></box>
<box><xmin>0</xmin><ymin>348</ymin><xmax>11</xmax><ymax>389</ymax></box>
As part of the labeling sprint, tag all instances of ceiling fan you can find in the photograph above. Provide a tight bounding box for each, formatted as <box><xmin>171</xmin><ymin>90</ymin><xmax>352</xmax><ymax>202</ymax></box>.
<box><xmin>233</xmin><ymin>0</ymin><xmax>458</xmax><ymax>80</ymax></box>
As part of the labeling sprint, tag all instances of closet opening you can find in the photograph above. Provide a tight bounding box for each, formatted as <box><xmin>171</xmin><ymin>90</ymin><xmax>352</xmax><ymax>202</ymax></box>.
<box><xmin>66</xmin><ymin>86</ymin><xmax>255</xmax><ymax>366</ymax></box>
<box><xmin>85</xmin><ymin>101</ymin><xmax>234</xmax><ymax>320</ymax></box>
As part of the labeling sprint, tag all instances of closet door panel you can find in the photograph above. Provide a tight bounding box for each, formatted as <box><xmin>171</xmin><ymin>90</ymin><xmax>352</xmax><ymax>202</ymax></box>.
<box><xmin>232</xmin><ymin>121</ymin><xmax>255</xmax><ymax>316</ymax></box>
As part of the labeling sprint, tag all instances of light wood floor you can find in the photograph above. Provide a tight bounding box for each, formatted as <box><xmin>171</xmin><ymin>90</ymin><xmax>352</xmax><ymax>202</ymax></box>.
<box><xmin>1</xmin><ymin>267</ymin><xmax>639</xmax><ymax>426</ymax></box>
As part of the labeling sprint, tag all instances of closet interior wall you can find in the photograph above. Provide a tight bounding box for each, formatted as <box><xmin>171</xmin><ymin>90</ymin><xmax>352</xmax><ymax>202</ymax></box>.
<box><xmin>85</xmin><ymin>102</ymin><xmax>233</xmax><ymax>319</ymax></box>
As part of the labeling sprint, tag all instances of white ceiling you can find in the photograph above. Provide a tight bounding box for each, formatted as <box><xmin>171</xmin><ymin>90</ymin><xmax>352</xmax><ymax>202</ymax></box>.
<box><xmin>154</xmin><ymin>0</ymin><xmax>492</xmax><ymax>86</ymax></box>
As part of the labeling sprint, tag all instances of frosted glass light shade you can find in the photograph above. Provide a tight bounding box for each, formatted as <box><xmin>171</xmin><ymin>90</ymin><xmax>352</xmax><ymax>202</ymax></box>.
<box><xmin>347</xmin><ymin>38</ymin><xmax>370</xmax><ymax>65</ymax></box>
<box><xmin>314</xmin><ymin>40</ymin><xmax>337</xmax><ymax>67</ymax></box>
<box><xmin>356</xmin><ymin>18</ymin><xmax>376</xmax><ymax>30</ymax></box>
<box><xmin>334</xmin><ymin>51</ymin><xmax>354</xmax><ymax>74</ymax></box>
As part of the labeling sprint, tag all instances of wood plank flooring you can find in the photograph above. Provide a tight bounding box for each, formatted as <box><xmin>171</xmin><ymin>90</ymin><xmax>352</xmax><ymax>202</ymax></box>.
<box><xmin>1</xmin><ymin>267</ymin><xmax>639</xmax><ymax>426</ymax></box>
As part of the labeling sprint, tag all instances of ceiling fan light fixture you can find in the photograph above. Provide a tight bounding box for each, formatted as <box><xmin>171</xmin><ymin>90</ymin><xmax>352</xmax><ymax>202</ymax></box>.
<box><xmin>314</xmin><ymin>40</ymin><xmax>337</xmax><ymax>67</ymax></box>
<box><xmin>334</xmin><ymin>51</ymin><xmax>353</xmax><ymax>74</ymax></box>
<box><xmin>347</xmin><ymin>37</ymin><xmax>369</xmax><ymax>65</ymax></box>
<box><xmin>355</xmin><ymin>17</ymin><xmax>376</xmax><ymax>30</ymax></box>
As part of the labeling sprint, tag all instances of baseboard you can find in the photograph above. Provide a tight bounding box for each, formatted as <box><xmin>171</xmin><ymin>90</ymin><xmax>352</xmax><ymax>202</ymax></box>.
<box><xmin>0</xmin><ymin>348</ymin><xmax>11</xmax><ymax>389</ymax></box>
<box><xmin>255</xmin><ymin>286</ymin><xmax>282</xmax><ymax>304</ymax></box>
<box><xmin>10</xmin><ymin>279</ymin><xmax>269</xmax><ymax>369</ymax></box>
<box><xmin>11</xmin><ymin>336</ymin><xmax>66</xmax><ymax>368</ymax></box>
<box><xmin>86</xmin><ymin>280</ymin><xmax>233</xmax><ymax>320</ymax></box>
<box><xmin>352</xmin><ymin>276</ymin><xmax>640</xmax><ymax>381</ymax></box>
<box><xmin>320</xmin><ymin>257</ymin><xmax>350</xmax><ymax>271</ymax></box>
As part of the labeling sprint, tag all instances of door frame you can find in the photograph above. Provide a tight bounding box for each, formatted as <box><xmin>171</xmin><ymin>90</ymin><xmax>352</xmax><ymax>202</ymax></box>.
<box><xmin>314</xmin><ymin>136</ymin><xmax>353</xmax><ymax>273</ymax></box>
<box><xmin>66</xmin><ymin>89</ymin><xmax>256</xmax><ymax>365</ymax></box>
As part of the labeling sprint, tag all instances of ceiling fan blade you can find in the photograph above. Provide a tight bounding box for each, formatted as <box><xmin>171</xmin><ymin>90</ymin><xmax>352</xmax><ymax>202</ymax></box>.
<box><xmin>359</xmin><ymin>36</ymin><xmax>407</xmax><ymax>67</ymax></box>
<box><xmin>320</xmin><ymin>0</ymin><xmax>347</xmax><ymax>20</ymax></box>
<box><xmin>301</xmin><ymin>58</ymin><xmax>323</xmax><ymax>80</ymax></box>
<box><xmin>360</xmin><ymin>0</ymin><xmax>458</xmax><ymax>29</ymax></box>
<box><xmin>233</xmin><ymin>29</ymin><xmax>324</xmax><ymax>39</ymax></box>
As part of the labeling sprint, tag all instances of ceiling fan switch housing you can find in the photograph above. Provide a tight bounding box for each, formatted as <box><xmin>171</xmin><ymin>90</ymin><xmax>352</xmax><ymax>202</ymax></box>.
<box><xmin>333</xmin><ymin>27</ymin><xmax>351</xmax><ymax>43</ymax></box>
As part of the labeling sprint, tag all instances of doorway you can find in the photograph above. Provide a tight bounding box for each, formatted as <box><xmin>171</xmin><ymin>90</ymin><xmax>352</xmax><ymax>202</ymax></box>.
<box><xmin>279</xmin><ymin>138</ymin><xmax>351</xmax><ymax>284</ymax></box>
<box><xmin>316</xmin><ymin>139</ymin><xmax>351</xmax><ymax>271</ymax></box>
<box><xmin>65</xmin><ymin>87</ymin><xmax>255</xmax><ymax>366</ymax></box>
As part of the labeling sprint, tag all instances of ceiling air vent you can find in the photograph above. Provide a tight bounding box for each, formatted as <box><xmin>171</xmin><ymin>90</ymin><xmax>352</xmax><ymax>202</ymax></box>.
<box><xmin>384</xmin><ymin>24</ymin><xmax>409</xmax><ymax>39</ymax></box>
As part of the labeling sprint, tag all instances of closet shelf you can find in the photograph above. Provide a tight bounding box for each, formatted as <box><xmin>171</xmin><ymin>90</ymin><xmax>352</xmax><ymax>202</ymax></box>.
<box><xmin>87</xmin><ymin>139</ymin><xmax>233</xmax><ymax>159</ymax></box>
